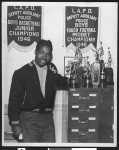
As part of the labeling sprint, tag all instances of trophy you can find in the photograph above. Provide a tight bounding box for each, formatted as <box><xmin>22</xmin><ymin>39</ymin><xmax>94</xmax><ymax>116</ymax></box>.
<box><xmin>83</xmin><ymin>56</ymin><xmax>92</xmax><ymax>88</ymax></box>
<box><xmin>105</xmin><ymin>47</ymin><xmax>113</xmax><ymax>85</ymax></box>
<box><xmin>91</xmin><ymin>43</ymin><xmax>101</xmax><ymax>88</ymax></box>
<box><xmin>70</xmin><ymin>61</ymin><xmax>77</xmax><ymax>88</ymax></box>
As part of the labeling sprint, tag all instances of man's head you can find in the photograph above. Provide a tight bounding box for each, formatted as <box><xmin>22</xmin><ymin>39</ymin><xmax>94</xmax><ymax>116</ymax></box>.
<box><xmin>35</xmin><ymin>39</ymin><xmax>53</xmax><ymax>67</ymax></box>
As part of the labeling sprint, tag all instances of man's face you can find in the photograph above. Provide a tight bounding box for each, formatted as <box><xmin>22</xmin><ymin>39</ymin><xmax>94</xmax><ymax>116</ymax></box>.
<box><xmin>35</xmin><ymin>45</ymin><xmax>52</xmax><ymax>67</ymax></box>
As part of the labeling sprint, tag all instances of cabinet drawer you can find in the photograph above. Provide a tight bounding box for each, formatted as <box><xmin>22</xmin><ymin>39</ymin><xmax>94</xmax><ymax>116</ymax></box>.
<box><xmin>68</xmin><ymin>138</ymin><xmax>97</xmax><ymax>143</ymax></box>
<box><xmin>100</xmin><ymin>92</ymin><xmax>114</xmax><ymax>125</ymax></box>
<box><xmin>69</xmin><ymin>92</ymin><xmax>99</xmax><ymax>105</ymax></box>
<box><xmin>69</xmin><ymin>104</ymin><xmax>98</xmax><ymax>116</ymax></box>
<box><xmin>68</xmin><ymin>127</ymin><xmax>98</xmax><ymax>141</ymax></box>
<box><xmin>99</xmin><ymin>124</ymin><xmax>113</xmax><ymax>143</ymax></box>
<box><xmin>68</xmin><ymin>116</ymin><xmax>97</xmax><ymax>128</ymax></box>
<box><xmin>100</xmin><ymin>107</ymin><xmax>113</xmax><ymax>125</ymax></box>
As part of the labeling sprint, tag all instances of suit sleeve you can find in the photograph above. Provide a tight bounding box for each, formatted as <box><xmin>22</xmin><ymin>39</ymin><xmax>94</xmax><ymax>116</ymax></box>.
<box><xmin>8</xmin><ymin>70</ymin><xmax>25</xmax><ymax>123</ymax></box>
<box><xmin>54</xmin><ymin>73</ymin><xmax>69</xmax><ymax>89</ymax></box>
<box><xmin>49</xmin><ymin>63</ymin><xmax>69</xmax><ymax>88</ymax></box>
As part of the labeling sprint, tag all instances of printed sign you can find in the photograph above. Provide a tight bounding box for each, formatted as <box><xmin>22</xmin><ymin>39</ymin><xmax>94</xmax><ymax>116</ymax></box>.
<box><xmin>65</xmin><ymin>7</ymin><xmax>99</xmax><ymax>52</ymax></box>
<box><xmin>7</xmin><ymin>6</ymin><xmax>41</xmax><ymax>51</ymax></box>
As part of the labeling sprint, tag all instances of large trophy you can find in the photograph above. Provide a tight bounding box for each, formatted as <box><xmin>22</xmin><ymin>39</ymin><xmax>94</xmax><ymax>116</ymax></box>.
<box><xmin>91</xmin><ymin>44</ymin><xmax>101</xmax><ymax>88</ymax></box>
<box><xmin>83</xmin><ymin>56</ymin><xmax>92</xmax><ymax>88</ymax></box>
<box><xmin>64</xmin><ymin>43</ymin><xmax>85</xmax><ymax>88</ymax></box>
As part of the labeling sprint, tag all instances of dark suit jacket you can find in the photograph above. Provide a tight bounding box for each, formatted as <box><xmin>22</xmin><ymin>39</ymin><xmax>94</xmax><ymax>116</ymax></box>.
<box><xmin>8</xmin><ymin>61</ymin><xmax>68</xmax><ymax>122</ymax></box>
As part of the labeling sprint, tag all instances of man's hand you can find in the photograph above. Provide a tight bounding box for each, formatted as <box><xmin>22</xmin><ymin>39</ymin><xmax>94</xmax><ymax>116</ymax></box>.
<box><xmin>72</xmin><ymin>74</ymin><xmax>77</xmax><ymax>80</ymax></box>
<box><xmin>12</xmin><ymin>125</ymin><xmax>22</xmax><ymax>141</ymax></box>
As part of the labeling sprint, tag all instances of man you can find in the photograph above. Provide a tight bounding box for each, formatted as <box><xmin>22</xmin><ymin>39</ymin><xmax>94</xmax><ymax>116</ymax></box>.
<box><xmin>8</xmin><ymin>39</ymin><xmax>70</xmax><ymax>142</ymax></box>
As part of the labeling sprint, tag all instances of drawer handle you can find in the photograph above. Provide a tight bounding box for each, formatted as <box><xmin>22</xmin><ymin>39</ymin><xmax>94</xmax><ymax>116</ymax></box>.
<box><xmin>79</xmin><ymin>96</ymin><xmax>89</xmax><ymax>100</ymax></box>
<box><xmin>79</xmin><ymin>131</ymin><xmax>88</xmax><ymax>136</ymax></box>
<box><xmin>78</xmin><ymin>119</ymin><xmax>88</xmax><ymax>124</ymax></box>
<box><xmin>79</xmin><ymin>117</ymin><xmax>96</xmax><ymax>123</ymax></box>
<box><xmin>79</xmin><ymin>108</ymin><xmax>89</xmax><ymax>112</ymax></box>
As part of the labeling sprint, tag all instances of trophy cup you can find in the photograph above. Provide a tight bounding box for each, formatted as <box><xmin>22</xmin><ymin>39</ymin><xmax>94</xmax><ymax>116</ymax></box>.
<box><xmin>91</xmin><ymin>47</ymin><xmax>101</xmax><ymax>88</ymax></box>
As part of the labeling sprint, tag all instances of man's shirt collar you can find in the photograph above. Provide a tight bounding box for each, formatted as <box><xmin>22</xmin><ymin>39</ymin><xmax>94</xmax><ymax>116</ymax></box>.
<box><xmin>33</xmin><ymin>60</ymin><xmax>47</xmax><ymax>70</ymax></box>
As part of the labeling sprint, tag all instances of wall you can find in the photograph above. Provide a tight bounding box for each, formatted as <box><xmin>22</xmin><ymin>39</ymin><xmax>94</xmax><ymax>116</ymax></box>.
<box><xmin>2</xmin><ymin>2</ymin><xmax>117</xmax><ymax>143</ymax></box>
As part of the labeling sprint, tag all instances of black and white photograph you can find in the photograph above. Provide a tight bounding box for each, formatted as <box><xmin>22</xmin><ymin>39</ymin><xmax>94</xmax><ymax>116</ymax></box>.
<box><xmin>1</xmin><ymin>1</ymin><xmax>117</xmax><ymax>148</ymax></box>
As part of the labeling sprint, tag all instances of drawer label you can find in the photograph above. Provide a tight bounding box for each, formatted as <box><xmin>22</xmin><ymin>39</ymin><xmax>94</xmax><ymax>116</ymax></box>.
<box><xmin>89</xmin><ymin>117</ymin><xmax>96</xmax><ymax>120</ymax></box>
<box><xmin>71</xmin><ymin>129</ymin><xmax>78</xmax><ymax>132</ymax></box>
<box><xmin>71</xmin><ymin>117</ymin><xmax>79</xmax><ymax>120</ymax></box>
<box><xmin>73</xmin><ymin>93</ymin><xmax>79</xmax><ymax>96</ymax></box>
<box><xmin>89</xmin><ymin>94</ymin><xmax>97</xmax><ymax>96</ymax></box>
<box><xmin>88</xmin><ymin>129</ymin><xmax>96</xmax><ymax>132</ymax></box>
<box><xmin>72</xmin><ymin>105</ymin><xmax>79</xmax><ymax>108</ymax></box>
<box><xmin>89</xmin><ymin>105</ymin><xmax>96</xmax><ymax>108</ymax></box>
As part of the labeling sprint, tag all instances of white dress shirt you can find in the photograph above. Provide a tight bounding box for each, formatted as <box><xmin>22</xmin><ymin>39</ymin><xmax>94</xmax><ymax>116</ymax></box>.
<box><xmin>33</xmin><ymin>60</ymin><xmax>47</xmax><ymax>97</ymax></box>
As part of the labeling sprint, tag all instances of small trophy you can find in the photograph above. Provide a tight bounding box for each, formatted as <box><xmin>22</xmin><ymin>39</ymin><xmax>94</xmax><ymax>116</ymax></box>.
<box><xmin>107</xmin><ymin>47</ymin><xmax>112</xmax><ymax>68</ymax></box>
<box><xmin>105</xmin><ymin>47</ymin><xmax>113</xmax><ymax>85</ymax></box>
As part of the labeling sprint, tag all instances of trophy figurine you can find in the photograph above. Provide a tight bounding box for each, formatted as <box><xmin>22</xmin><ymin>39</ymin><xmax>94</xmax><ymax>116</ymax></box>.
<box><xmin>75</xmin><ymin>42</ymin><xmax>82</xmax><ymax>65</ymax></box>
<box><xmin>107</xmin><ymin>47</ymin><xmax>112</xmax><ymax>68</ymax></box>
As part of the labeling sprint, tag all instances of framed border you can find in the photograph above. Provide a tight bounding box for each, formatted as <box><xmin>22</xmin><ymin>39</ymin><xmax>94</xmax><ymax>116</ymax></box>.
<box><xmin>64</xmin><ymin>56</ymin><xmax>86</xmax><ymax>78</ymax></box>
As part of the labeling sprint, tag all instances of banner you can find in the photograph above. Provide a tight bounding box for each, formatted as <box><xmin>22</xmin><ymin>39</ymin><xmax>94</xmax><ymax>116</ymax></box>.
<box><xmin>7</xmin><ymin>6</ymin><xmax>42</xmax><ymax>52</ymax></box>
<box><xmin>65</xmin><ymin>6</ymin><xmax>99</xmax><ymax>52</ymax></box>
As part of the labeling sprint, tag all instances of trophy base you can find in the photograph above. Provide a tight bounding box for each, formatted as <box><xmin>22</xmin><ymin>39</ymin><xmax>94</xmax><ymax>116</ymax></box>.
<box><xmin>92</xmin><ymin>83</ymin><xmax>99</xmax><ymax>88</ymax></box>
<box><xmin>105</xmin><ymin>68</ymin><xmax>113</xmax><ymax>85</ymax></box>
<box><xmin>83</xmin><ymin>83</ymin><xmax>93</xmax><ymax>88</ymax></box>
<box><xmin>70</xmin><ymin>79</ymin><xmax>79</xmax><ymax>88</ymax></box>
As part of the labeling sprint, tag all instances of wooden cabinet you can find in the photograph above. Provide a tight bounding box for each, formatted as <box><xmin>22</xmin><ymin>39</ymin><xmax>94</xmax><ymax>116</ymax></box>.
<box><xmin>66</xmin><ymin>87</ymin><xmax>114</xmax><ymax>143</ymax></box>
